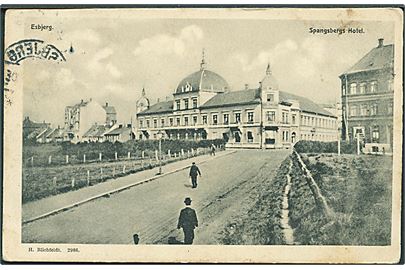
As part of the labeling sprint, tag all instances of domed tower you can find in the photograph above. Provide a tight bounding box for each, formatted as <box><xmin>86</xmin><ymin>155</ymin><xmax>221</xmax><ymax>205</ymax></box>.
<box><xmin>173</xmin><ymin>50</ymin><xmax>230</xmax><ymax>110</ymax></box>
<box><xmin>260</xmin><ymin>63</ymin><xmax>279</xmax><ymax>104</ymax></box>
<box><xmin>136</xmin><ymin>87</ymin><xmax>150</xmax><ymax>113</ymax></box>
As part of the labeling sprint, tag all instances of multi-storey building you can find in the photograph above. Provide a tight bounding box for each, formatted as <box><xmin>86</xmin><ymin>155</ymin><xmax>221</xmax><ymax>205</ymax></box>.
<box><xmin>135</xmin><ymin>57</ymin><xmax>338</xmax><ymax>149</ymax></box>
<box><xmin>340</xmin><ymin>38</ymin><xmax>394</xmax><ymax>153</ymax></box>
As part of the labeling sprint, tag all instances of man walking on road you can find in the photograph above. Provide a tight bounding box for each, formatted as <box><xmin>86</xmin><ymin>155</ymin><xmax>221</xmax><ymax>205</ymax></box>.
<box><xmin>177</xmin><ymin>197</ymin><xmax>198</xmax><ymax>244</ymax></box>
<box><xmin>189</xmin><ymin>162</ymin><xmax>201</xmax><ymax>188</ymax></box>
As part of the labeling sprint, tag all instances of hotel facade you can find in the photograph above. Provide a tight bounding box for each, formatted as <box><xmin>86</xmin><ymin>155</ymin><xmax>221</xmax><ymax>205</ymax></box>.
<box><xmin>135</xmin><ymin>58</ymin><xmax>338</xmax><ymax>149</ymax></box>
<box><xmin>340</xmin><ymin>38</ymin><xmax>394</xmax><ymax>153</ymax></box>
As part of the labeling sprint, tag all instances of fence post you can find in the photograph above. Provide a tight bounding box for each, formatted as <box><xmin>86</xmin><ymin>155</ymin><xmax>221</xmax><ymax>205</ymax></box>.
<box><xmin>66</xmin><ymin>155</ymin><xmax>69</xmax><ymax>164</ymax></box>
<box><xmin>31</xmin><ymin>156</ymin><xmax>34</xmax><ymax>166</ymax></box>
<box><xmin>142</xmin><ymin>151</ymin><xmax>145</xmax><ymax>159</ymax></box>
<box><xmin>187</xmin><ymin>150</ymin><xmax>190</xmax><ymax>157</ymax></box>
<box><xmin>87</xmin><ymin>170</ymin><xmax>90</xmax><ymax>186</ymax></box>
<box><xmin>115</xmin><ymin>152</ymin><xmax>118</xmax><ymax>161</ymax></box>
<box><xmin>168</xmin><ymin>150</ymin><xmax>171</xmax><ymax>158</ymax></box>
<box><xmin>191</xmin><ymin>149</ymin><xmax>194</xmax><ymax>156</ymax></box>
<box><xmin>99</xmin><ymin>153</ymin><xmax>102</xmax><ymax>161</ymax></box>
<box><xmin>174</xmin><ymin>152</ymin><xmax>177</xmax><ymax>158</ymax></box>
<box><xmin>48</xmin><ymin>155</ymin><xmax>52</xmax><ymax>165</ymax></box>
<box><xmin>181</xmin><ymin>149</ymin><xmax>184</xmax><ymax>156</ymax></box>
<box><xmin>123</xmin><ymin>165</ymin><xmax>126</xmax><ymax>174</ymax></box>
<box><xmin>53</xmin><ymin>176</ymin><xmax>57</xmax><ymax>187</ymax></box>
<box><xmin>155</xmin><ymin>150</ymin><xmax>159</xmax><ymax>161</ymax></box>
<box><xmin>141</xmin><ymin>159</ymin><xmax>144</xmax><ymax>168</ymax></box>
<box><xmin>71</xmin><ymin>178</ymin><xmax>75</xmax><ymax>188</ymax></box>
<box><xmin>100</xmin><ymin>167</ymin><xmax>103</xmax><ymax>175</ymax></box>
<box><xmin>83</xmin><ymin>154</ymin><xmax>86</xmax><ymax>163</ymax></box>
<box><xmin>128</xmin><ymin>152</ymin><xmax>131</xmax><ymax>159</ymax></box>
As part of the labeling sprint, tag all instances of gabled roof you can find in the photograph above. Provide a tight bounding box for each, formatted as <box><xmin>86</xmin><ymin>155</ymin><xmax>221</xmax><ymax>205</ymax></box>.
<box><xmin>105</xmin><ymin>126</ymin><xmax>132</xmax><ymax>136</ymax></box>
<box><xmin>23</xmin><ymin>117</ymin><xmax>50</xmax><ymax>129</ymax></box>
<box><xmin>200</xmin><ymin>89</ymin><xmax>261</xmax><ymax>109</ymax></box>
<box><xmin>279</xmin><ymin>91</ymin><xmax>336</xmax><ymax>117</ymax></box>
<box><xmin>83</xmin><ymin>124</ymin><xmax>110</xmax><ymax>137</ymax></box>
<box><xmin>341</xmin><ymin>44</ymin><xmax>394</xmax><ymax>76</ymax></box>
<box><xmin>137</xmin><ymin>100</ymin><xmax>173</xmax><ymax>116</ymax></box>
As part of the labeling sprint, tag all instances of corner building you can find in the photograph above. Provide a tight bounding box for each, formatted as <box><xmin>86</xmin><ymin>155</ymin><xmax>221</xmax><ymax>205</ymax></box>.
<box><xmin>340</xmin><ymin>38</ymin><xmax>394</xmax><ymax>153</ymax></box>
<box><xmin>135</xmin><ymin>57</ymin><xmax>338</xmax><ymax>149</ymax></box>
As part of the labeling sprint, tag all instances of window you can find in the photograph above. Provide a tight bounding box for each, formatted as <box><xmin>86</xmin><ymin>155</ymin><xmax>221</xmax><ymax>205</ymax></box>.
<box><xmin>282</xmin><ymin>112</ymin><xmax>289</xmax><ymax>124</ymax></box>
<box><xmin>266</xmin><ymin>111</ymin><xmax>276</xmax><ymax>123</ymax></box>
<box><xmin>359</xmin><ymin>83</ymin><xmax>366</xmax><ymax>94</ymax></box>
<box><xmin>169</xmin><ymin>118</ymin><xmax>173</xmax><ymax>126</ymax></box>
<box><xmin>176</xmin><ymin>117</ymin><xmax>180</xmax><ymax>126</ymax></box>
<box><xmin>184</xmin><ymin>116</ymin><xmax>189</xmax><ymax>126</ymax></box>
<box><xmin>388</xmin><ymin>101</ymin><xmax>393</xmax><ymax>115</ymax></box>
<box><xmin>192</xmin><ymin>98</ymin><xmax>198</xmax><ymax>109</ymax></box>
<box><xmin>184</xmin><ymin>99</ymin><xmax>189</xmax><ymax>110</ymax></box>
<box><xmin>176</xmin><ymin>100</ymin><xmax>181</xmax><ymax>110</ymax></box>
<box><xmin>247</xmin><ymin>112</ymin><xmax>254</xmax><ymax>123</ymax></box>
<box><xmin>372</xmin><ymin>126</ymin><xmax>380</xmax><ymax>143</ymax></box>
<box><xmin>247</xmin><ymin>131</ymin><xmax>254</xmax><ymax>143</ymax></box>
<box><xmin>146</xmin><ymin>120</ymin><xmax>150</xmax><ymax>128</ymax></box>
<box><xmin>139</xmin><ymin>120</ymin><xmax>143</xmax><ymax>128</ymax></box>
<box><xmin>388</xmin><ymin>79</ymin><xmax>394</xmax><ymax>92</ymax></box>
<box><xmin>349</xmin><ymin>105</ymin><xmax>358</xmax><ymax>116</ymax></box>
<box><xmin>370</xmin><ymin>81</ymin><xmax>377</xmax><ymax>93</ymax></box>
<box><xmin>212</xmin><ymin>114</ymin><xmax>218</xmax><ymax>125</ymax></box>
<box><xmin>202</xmin><ymin>115</ymin><xmax>207</xmax><ymax>125</ymax></box>
<box><xmin>153</xmin><ymin>119</ymin><xmax>157</xmax><ymax>128</ymax></box>
<box><xmin>193</xmin><ymin>116</ymin><xmax>198</xmax><ymax>125</ymax></box>
<box><xmin>266</xmin><ymin>93</ymin><xmax>274</xmax><ymax>102</ymax></box>
<box><xmin>235</xmin><ymin>112</ymin><xmax>241</xmax><ymax>123</ymax></box>
<box><xmin>350</xmin><ymin>83</ymin><xmax>357</xmax><ymax>95</ymax></box>
<box><xmin>360</xmin><ymin>104</ymin><xmax>368</xmax><ymax>116</ymax></box>
<box><xmin>223</xmin><ymin>114</ymin><xmax>229</xmax><ymax>124</ymax></box>
<box><xmin>161</xmin><ymin>119</ymin><xmax>165</xmax><ymax>127</ymax></box>
<box><xmin>292</xmin><ymin>114</ymin><xmax>296</xmax><ymax>125</ymax></box>
<box><xmin>342</xmin><ymin>85</ymin><xmax>346</xmax><ymax>96</ymax></box>
<box><xmin>370</xmin><ymin>103</ymin><xmax>378</xmax><ymax>116</ymax></box>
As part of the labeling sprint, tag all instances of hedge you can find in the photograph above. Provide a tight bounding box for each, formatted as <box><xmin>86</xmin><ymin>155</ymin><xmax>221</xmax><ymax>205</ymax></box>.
<box><xmin>294</xmin><ymin>140</ymin><xmax>357</xmax><ymax>154</ymax></box>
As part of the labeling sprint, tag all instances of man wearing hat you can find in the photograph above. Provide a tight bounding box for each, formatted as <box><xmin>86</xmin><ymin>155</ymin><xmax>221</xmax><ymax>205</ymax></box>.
<box><xmin>189</xmin><ymin>162</ymin><xmax>201</xmax><ymax>188</ymax></box>
<box><xmin>177</xmin><ymin>197</ymin><xmax>199</xmax><ymax>244</ymax></box>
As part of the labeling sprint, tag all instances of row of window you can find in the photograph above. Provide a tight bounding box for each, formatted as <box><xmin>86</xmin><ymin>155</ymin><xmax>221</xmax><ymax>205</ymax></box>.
<box><xmin>347</xmin><ymin>102</ymin><xmax>393</xmax><ymax>117</ymax></box>
<box><xmin>139</xmin><ymin>111</ymin><xmax>255</xmax><ymax>128</ymax></box>
<box><xmin>300</xmin><ymin>115</ymin><xmax>336</xmax><ymax>128</ymax></box>
<box><xmin>300</xmin><ymin>133</ymin><xmax>336</xmax><ymax>141</ymax></box>
<box><xmin>175</xmin><ymin>98</ymin><xmax>198</xmax><ymax>110</ymax></box>
<box><xmin>343</xmin><ymin>80</ymin><xmax>393</xmax><ymax>95</ymax></box>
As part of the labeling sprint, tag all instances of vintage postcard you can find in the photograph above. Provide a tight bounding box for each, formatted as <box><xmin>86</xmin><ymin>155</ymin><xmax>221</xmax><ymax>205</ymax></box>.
<box><xmin>2</xmin><ymin>7</ymin><xmax>403</xmax><ymax>263</ymax></box>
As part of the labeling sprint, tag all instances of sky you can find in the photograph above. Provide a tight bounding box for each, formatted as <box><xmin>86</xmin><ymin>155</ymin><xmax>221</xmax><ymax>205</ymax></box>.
<box><xmin>21</xmin><ymin>14</ymin><xmax>395</xmax><ymax>126</ymax></box>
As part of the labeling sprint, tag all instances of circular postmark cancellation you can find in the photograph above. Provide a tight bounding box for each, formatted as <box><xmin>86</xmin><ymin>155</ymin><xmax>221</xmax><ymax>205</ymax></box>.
<box><xmin>5</xmin><ymin>39</ymin><xmax>66</xmax><ymax>65</ymax></box>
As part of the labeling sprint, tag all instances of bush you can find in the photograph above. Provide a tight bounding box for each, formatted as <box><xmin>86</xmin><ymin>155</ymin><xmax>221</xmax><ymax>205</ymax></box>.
<box><xmin>294</xmin><ymin>141</ymin><xmax>357</xmax><ymax>154</ymax></box>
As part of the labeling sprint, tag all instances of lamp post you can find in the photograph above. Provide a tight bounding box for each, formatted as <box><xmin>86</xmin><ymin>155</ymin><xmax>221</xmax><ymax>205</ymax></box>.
<box><xmin>157</xmin><ymin>130</ymin><xmax>163</xmax><ymax>175</ymax></box>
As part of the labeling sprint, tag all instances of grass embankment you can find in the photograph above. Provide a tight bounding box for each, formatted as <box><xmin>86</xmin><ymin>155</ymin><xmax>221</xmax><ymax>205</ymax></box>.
<box><xmin>290</xmin><ymin>153</ymin><xmax>392</xmax><ymax>245</ymax></box>
<box><xmin>218</xmin><ymin>157</ymin><xmax>291</xmax><ymax>245</ymax></box>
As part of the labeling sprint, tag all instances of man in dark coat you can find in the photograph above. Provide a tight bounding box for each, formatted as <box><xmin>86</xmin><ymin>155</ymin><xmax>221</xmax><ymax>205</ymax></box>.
<box><xmin>189</xmin><ymin>162</ymin><xmax>201</xmax><ymax>188</ymax></box>
<box><xmin>177</xmin><ymin>197</ymin><xmax>198</xmax><ymax>244</ymax></box>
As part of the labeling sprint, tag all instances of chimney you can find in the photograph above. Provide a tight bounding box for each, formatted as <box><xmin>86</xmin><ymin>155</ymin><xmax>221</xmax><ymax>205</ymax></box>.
<box><xmin>81</xmin><ymin>99</ymin><xmax>83</xmax><ymax>103</ymax></box>
<box><xmin>244</xmin><ymin>83</ymin><xmax>249</xmax><ymax>90</ymax></box>
<box><xmin>105</xmin><ymin>102</ymin><xmax>108</xmax><ymax>107</ymax></box>
<box><xmin>157</xmin><ymin>98</ymin><xmax>160</xmax><ymax>103</ymax></box>
<box><xmin>378</xmin><ymin>38</ymin><xmax>384</xmax><ymax>48</ymax></box>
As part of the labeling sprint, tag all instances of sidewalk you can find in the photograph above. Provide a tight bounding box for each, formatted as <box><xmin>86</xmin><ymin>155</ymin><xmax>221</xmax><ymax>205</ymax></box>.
<box><xmin>22</xmin><ymin>150</ymin><xmax>234</xmax><ymax>224</ymax></box>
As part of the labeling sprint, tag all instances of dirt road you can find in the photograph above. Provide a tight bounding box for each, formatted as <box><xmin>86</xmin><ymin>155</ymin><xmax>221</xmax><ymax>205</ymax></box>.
<box><xmin>22</xmin><ymin>149</ymin><xmax>290</xmax><ymax>244</ymax></box>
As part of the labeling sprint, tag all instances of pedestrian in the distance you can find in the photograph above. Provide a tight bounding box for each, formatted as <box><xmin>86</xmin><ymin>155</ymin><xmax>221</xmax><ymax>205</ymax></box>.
<box><xmin>189</xmin><ymin>162</ymin><xmax>201</xmax><ymax>188</ymax></box>
<box><xmin>210</xmin><ymin>144</ymin><xmax>216</xmax><ymax>156</ymax></box>
<box><xmin>177</xmin><ymin>197</ymin><xmax>198</xmax><ymax>245</ymax></box>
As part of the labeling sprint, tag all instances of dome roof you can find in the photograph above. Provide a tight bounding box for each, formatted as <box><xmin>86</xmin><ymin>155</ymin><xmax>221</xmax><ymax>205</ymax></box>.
<box><xmin>261</xmin><ymin>63</ymin><xmax>279</xmax><ymax>90</ymax></box>
<box><xmin>175</xmin><ymin>69</ymin><xmax>229</xmax><ymax>94</ymax></box>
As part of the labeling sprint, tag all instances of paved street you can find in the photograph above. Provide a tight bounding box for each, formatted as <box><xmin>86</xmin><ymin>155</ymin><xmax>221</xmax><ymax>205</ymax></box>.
<box><xmin>22</xmin><ymin>149</ymin><xmax>290</xmax><ymax>244</ymax></box>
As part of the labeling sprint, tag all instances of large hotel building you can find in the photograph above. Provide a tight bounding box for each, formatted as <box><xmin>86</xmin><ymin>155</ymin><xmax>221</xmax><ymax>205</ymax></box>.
<box><xmin>340</xmin><ymin>38</ymin><xmax>394</xmax><ymax>153</ymax></box>
<box><xmin>135</xmin><ymin>56</ymin><xmax>338</xmax><ymax>149</ymax></box>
